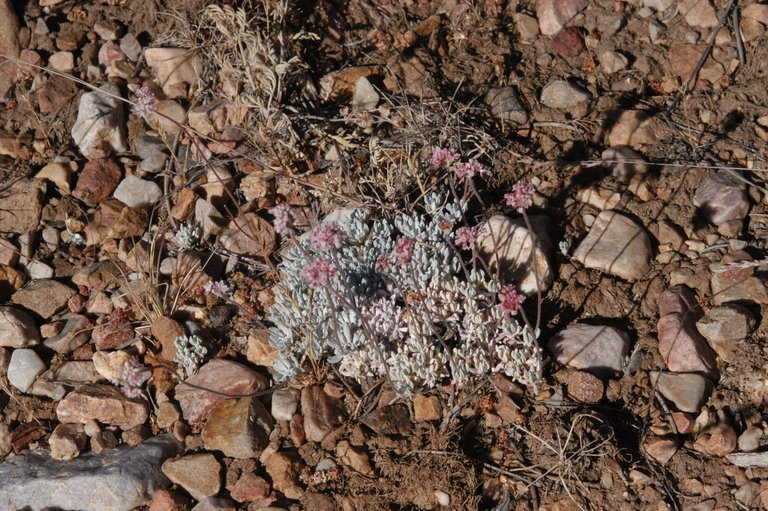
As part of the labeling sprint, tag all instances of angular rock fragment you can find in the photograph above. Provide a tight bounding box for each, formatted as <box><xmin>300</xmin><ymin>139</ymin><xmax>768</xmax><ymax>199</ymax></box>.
<box><xmin>0</xmin><ymin>306</ymin><xmax>40</xmax><ymax>348</ymax></box>
<box><xmin>0</xmin><ymin>179</ymin><xmax>46</xmax><ymax>234</ymax></box>
<box><xmin>536</xmin><ymin>0</ymin><xmax>589</xmax><ymax>35</ymax></box>
<box><xmin>7</xmin><ymin>348</ymin><xmax>46</xmax><ymax>392</ymax></box>
<box><xmin>49</xmin><ymin>423</ymin><xmax>87</xmax><ymax>460</ymax></box>
<box><xmin>175</xmin><ymin>359</ymin><xmax>269</xmax><ymax>424</ymax></box>
<box><xmin>301</xmin><ymin>385</ymin><xmax>345</xmax><ymax>442</ymax></box>
<box><xmin>651</xmin><ymin>371</ymin><xmax>714</xmax><ymax>413</ymax></box>
<box><xmin>162</xmin><ymin>453</ymin><xmax>222</xmax><ymax>501</ymax></box>
<box><xmin>694</xmin><ymin>171</ymin><xmax>749</xmax><ymax>227</ymax></box>
<box><xmin>264</xmin><ymin>450</ymin><xmax>304</xmax><ymax>500</ymax></box>
<box><xmin>202</xmin><ymin>397</ymin><xmax>273</xmax><ymax>459</ymax></box>
<box><xmin>56</xmin><ymin>384</ymin><xmax>149</xmax><ymax>430</ymax></box>
<box><xmin>573</xmin><ymin>210</ymin><xmax>652</xmax><ymax>280</ymax></box>
<box><xmin>71</xmin><ymin>84</ymin><xmax>128</xmax><ymax>160</ymax></box>
<box><xmin>547</xmin><ymin>323</ymin><xmax>630</xmax><ymax>377</ymax></box>
<box><xmin>540</xmin><ymin>79</ymin><xmax>591</xmax><ymax>109</ymax></box>
<box><xmin>271</xmin><ymin>387</ymin><xmax>300</xmax><ymax>422</ymax></box>
<box><xmin>477</xmin><ymin>215</ymin><xmax>553</xmax><ymax>295</ymax></box>
<box><xmin>144</xmin><ymin>48</ymin><xmax>202</xmax><ymax>99</ymax></box>
<box><xmin>657</xmin><ymin>286</ymin><xmax>719</xmax><ymax>379</ymax></box>
<box><xmin>113</xmin><ymin>175</ymin><xmax>162</xmax><ymax>209</ymax></box>
<box><xmin>696</xmin><ymin>304</ymin><xmax>755</xmax><ymax>362</ymax></box>
<box><xmin>485</xmin><ymin>87</ymin><xmax>528</xmax><ymax>125</ymax></box>
<box><xmin>11</xmin><ymin>279</ymin><xmax>76</xmax><ymax>319</ymax></box>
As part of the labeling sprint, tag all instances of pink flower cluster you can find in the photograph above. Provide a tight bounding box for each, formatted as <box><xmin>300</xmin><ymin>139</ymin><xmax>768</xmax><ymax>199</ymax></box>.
<box><xmin>116</xmin><ymin>356</ymin><xmax>146</xmax><ymax>399</ymax></box>
<box><xmin>454</xmin><ymin>160</ymin><xmax>489</xmax><ymax>179</ymax></box>
<box><xmin>132</xmin><ymin>86</ymin><xmax>157</xmax><ymax>119</ymax></box>
<box><xmin>301</xmin><ymin>257</ymin><xmax>337</xmax><ymax>288</ymax></box>
<box><xmin>310</xmin><ymin>222</ymin><xmax>344</xmax><ymax>251</ymax></box>
<box><xmin>499</xmin><ymin>284</ymin><xmax>524</xmax><ymax>316</ymax></box>
<box><xmin>394</xmin><ymin>237</ymin><xmax>415</xmax><ymax>264</ymax></box>
<box><xmin>504</xmin><ymin>181</ymin><xmax>535</xmax><ymax>213</ymax></box>
<box><xmin>270</xmin><ymin>204</ymin><xmax>295</xmax><ymax>236</ymax></box>
<box><xmin>430</xmin><ymin>146</ymin><xmax>490</xmax><ymax>180</ymax></box>
<box><xmin>203</xmin><ymin>280</ymin><xmax>231</xmax><ymax>299</ymax></box>
<box><xmin>375</xmin><ymin>253</ymin><xmax>391</xmax><ymax>271</ymax></box>
<box><xmin>430</xmin><ymin>146</ymin><xmax>459</xmax><ymax>170</ymax></box>
<box><xmin>454</xmin><ymin>225</ymin><xmax>485</xmax><ymax>251</ymax></box>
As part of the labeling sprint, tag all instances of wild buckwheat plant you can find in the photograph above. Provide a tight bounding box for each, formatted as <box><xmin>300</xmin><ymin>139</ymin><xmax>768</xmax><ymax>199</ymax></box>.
<box><xmin>174</xmin><ymin>334</ymin><xmax>208</xmax><ymax>375</ymax></box>
<box><xmin>114</xmin><ymin>356</ymin><xmax>147</xmax><ymax>399</ymax></box>
<box><xmin>132</xmin><ymin>86</ymin><xmax>157</xmax><ymax>119</ymax></box>
<box><xmin>268</xmin><ymin>192</ymin><xmax>542</xmax><ymax>396</ymax></box>
<box><xmin>174</xmin><ymin>222</ymin><xmax>203</xmax><ymax>249</ymax></box>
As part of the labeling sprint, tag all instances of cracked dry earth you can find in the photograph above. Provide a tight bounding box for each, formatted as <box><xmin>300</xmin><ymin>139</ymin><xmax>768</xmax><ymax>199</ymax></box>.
<box><xmin>1</xmin><ymin>0</ymin><xmax>768</xmax><ymax>510</ymax></box>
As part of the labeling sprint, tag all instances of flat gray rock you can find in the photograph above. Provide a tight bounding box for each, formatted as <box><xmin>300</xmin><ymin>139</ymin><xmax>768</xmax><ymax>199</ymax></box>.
<box><xmin>477</xmin><ymin>215</ymin><xmax>553</xmax><ymax>295</ymax></box>
<box><xmin>113</xmin><ymin>175</ymin><xmax>163</xmax><ymax>209</ymax></box>
<box><xmin>693</xmin><ymin>171</ymin><xmax>749</xmax><ymax>226</ymax></box>
<box><xmin>651</xmin><ymin>371</ymin><xmax>714</xmax><ymax>413</ymax></box>
<box><xmin>727</xmin><ymin>452</ymin><xmax>768</xmax><ymax>468</ymax></box>
<box><xmin>71</xmin><ymin>83</ymin><xmax>128</xmax><ymax>160</ymax></box>
<box><xmin>547</xmin><ymin>323</ymin><xmax>630</xmax><ymax>377</ymax></box>
<box><xmin>0</xmin><ymin>435</ymin><xmax>183</xmax><ymax>511</ymax></box>
<box><xmin>540</xmin><ymin>79</ymin><xmax>591</xmax><ymax>109</ymax></box>
<box><xmin>573</xmin><ymin>210</ymin><xmax>652</xmax><ymax>280</ymax></box>
<box><xmin>696</xmin><ymin>303</ymin><xmax>755</xmax><ymax>362</ymax></box>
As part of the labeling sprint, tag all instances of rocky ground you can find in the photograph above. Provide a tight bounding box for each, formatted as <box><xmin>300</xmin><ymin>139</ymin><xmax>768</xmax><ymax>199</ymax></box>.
<box><xmin>1</xmin><ymin>0</ymin><xmax>768</xmax><ymax>510</ymax></box>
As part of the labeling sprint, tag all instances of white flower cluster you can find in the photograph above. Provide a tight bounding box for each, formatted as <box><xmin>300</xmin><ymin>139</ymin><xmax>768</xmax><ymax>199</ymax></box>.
<box><xmin>268</xmin><ymin>194</ymin><xmax>542</xmax><ymax>396</ymax></box>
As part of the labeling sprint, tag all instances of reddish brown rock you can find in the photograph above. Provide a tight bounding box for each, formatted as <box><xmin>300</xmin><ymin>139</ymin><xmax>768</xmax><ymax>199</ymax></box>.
<box><xmin>202</xmin><ymin>397</ymin><xmax>273</xmax><ymax>459</ymax></box>
<box><xmin>657</xmin><ymin>286</ymin><xmax>719</xmax><ymax>379</ymax></box>
<box><xmin>694</xmin><ymin>423</ymin><xmax>738</xmax><ymax>457</ymax></box>
<box><xmin>565</xmin><ymin>370</ymin><xmax>604</xmax><ymax>403</ymax></box>
<box><xmin>301</xmin><ymin>385</ymin><xmax>346</xmax><ymax>442</ymax></box>
<box><xmin>148</xmin><ymin>489</ymin><xmax>192</xmax><ymax>511</ymax></box>
<box><xmin>11</xmin><ymin>279</ymin><xmax>76</xmax><ymax>319</ymax></box>
<box><xmin>56</xmin><ymin>383</ymin><xmax>148</xmax><ymax>429</ymax></box>
<box><xmin>73</xmin><ymin>160</ymin><xmax>122</xmax><ymax>205</ymax></box>
<box><xmin>171</xmin><ymin>188</ymin><xmax>197</xmax><ymax>221</ymax></box>
<box><xmin>336</xmin><ymin>440</ymin><xmax>374</xmax><ymax>475</ymax></box>
<box><xmin>92</xmin><ymin>320</ymin><xmax>135</xmax><ymax>350</ymax></box>
<box><xmin>550</xmin><ymin>27</ymin><xmax>584</xmax><ymax>57</ymax></box>
<box><xmin>229</xmin><ymin>472</ymin><xmax>272</xmax><ymax>504</ymax></box>
<box><xmin>643</xmin><ymin>436</ymin><xmax>678</xmax><ymax>465</ymax></box>
<box><xmin>669</xmin><ymin>45</ymin><xmax>724</xmax><ymax>86</ymax></box>
<box><xmin>39</xmin><ymin>74</ymin><xmax>76</xmax><ymax>113</ymax></box>
<box><xmin>672</xmin><ymin>412</ymin><xmax>694</xmax><ymax>434</ymax></box>
<box><xmin>264</xmin><ymin>451</ymin><xmax>304</xmax><ymax>500</ymax></box>
<box><xmin>151</xmin><ymin>316</ymin><xmax>185</xmax><ymax>362</ymax></box>
<box><xmin>412</xmin><ymin>394</ymin><xmax>441</xmax><ymax>422</ymax></box>
<box><xmin>162</xmin><ymin>453</ymin><xmax>222</xmax><ymax>501</ymax></box>
<box><xmin>175</xmin><ymin>359</ymin><xmax>269</xmax><ymax>424</ymax></box>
